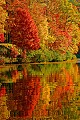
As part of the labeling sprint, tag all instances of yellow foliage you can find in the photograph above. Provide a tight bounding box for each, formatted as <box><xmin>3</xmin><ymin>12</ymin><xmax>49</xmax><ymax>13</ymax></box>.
<box><xmin>41</xmin><ymin>82</ymin><xmax>50</xmax><ymax>105</ymax></box>
<box><xmin>47</xmin><ymin>35</ymin><xmax>56</xmax><ymax>43</ymax></box>
<box><xmin>0</xmin><ymin>0</ymin><xmax>5</xmax><ymax>4</ymax></box>
<box><xmin>0</xmin><ymin>96</ymin><xmax>10</xmax><ymax>120</ymax></box>
<box><xmin>0</xmin><ymin>0</ymin><xmax>7</xmax><ymax>33</ymax></box>
<box><xmin>68</xmin><ymin>23</ymin><xmax>80</xmax><ymax>54</ymax></box>
<box><xmin>71</xmin><ymin>24</ymin><xmax>80</xmax><ymax>43</ymax></box>
<box><xmin>30</xmin><ymin>2</ymin><xmax>49</xmax><ymax>47</ymax></box>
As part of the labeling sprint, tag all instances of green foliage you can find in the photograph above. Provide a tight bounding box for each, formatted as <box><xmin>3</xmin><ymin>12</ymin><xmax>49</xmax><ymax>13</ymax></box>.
<box><xmin>63</xmin><ymin>106</ymin><xmax>79</xmax><ymax>119</ymax></box>
<box><xmin>69</xmin><ymin>0</ymin><xmax>80</xmax><ymax>6</ymax></box>
<box><xmin>27</xmin><ymin>48</ymin><xmax>55</xmax><ymax>62</ymax></box>
<box><xmin>51</xmin><ymin>51</ymin><xmax>66</xmax><ymax>62</ymax></box>
<box><xmin>27</xmin><ymin>48</ymin><xmax>77</xmax><ymax>62</ymax></box>
<box><xmin>27</xmin><ymin>63</ymin><xmax>64</xmax><ymax>76</ymax></box>
<box><xmin>66</xmin><ymin>51</ymin><xmax>73</xmax><ymax>60</ymax></box>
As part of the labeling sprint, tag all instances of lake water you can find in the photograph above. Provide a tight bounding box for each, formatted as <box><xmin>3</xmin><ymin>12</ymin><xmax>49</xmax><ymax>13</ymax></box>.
<box><xmin>0</xmin><ymin>62</ymin><xmax>80</xmax><ymax>120</ymax></box>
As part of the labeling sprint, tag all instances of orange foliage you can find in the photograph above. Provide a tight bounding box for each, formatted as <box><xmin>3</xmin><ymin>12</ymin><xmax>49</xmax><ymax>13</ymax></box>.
<box><xmin>52</xmin><ymin>69</ymin><xmax>74</xmax><ymax>109</ymax></box>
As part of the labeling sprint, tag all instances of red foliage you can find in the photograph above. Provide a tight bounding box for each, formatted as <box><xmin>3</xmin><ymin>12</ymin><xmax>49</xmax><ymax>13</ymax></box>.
<box><xmin>0</xmin><ymin>87</ymin><xmax>6</xmax><ymax>97</ymax></box>
<box><xmin>48</xmin><ymin>13</ymin><xmax>72</xmax><ymax>51</ymax></box>
<box><xmin>10</xmin><ymin>7</ymin><xmax>40</xmax><ymax>50</ymax></box>
<box><xmin>10</xmin><ymin>47</ymin><xmax>18</xmax><ymax>58</ymax></box>
<box><xmin>0</xmin><ymin>33</ymin><xmax>5</xmax><ymax>43</ymax></box>
<box><xmin>49</xmin><ymin>13</ymin><xmax>72</xmax><ymax>41</ymax></box>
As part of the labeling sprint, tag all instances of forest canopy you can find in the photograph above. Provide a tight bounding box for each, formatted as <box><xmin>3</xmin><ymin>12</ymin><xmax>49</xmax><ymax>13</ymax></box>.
<box><xmin>0</xmin><ymin>0</ymin><xmax>80</xmax><ymax>63</ymax></box>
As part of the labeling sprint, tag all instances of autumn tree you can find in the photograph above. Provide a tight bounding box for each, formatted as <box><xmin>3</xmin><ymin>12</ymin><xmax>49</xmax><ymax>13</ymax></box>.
<box><xmin>46</xmin><ymin>0</ymin><xmax>80</xmax><ymax>59</ymax></box>
<box><xmin>5</xmin><ymin>0</ymin><xmax>80</xmax><ymax>62</ymax></box>
<box><xmin>5</xmin><ymin>0</ymin><xmax>40</xmax><ymax>59</ymax></box>
<box><xmin>60</xmin><ymin>0</ymin><xmax>80</xmax><ymax>55</ymax></box>
<box><xmin>29</xmin><ymin>2</ymin><xmax>49</xmax><ymax>49</ymax></box>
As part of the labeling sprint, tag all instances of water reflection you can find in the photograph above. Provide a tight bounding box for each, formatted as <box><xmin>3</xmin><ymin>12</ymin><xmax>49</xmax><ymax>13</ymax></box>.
<box><xmin>0</xmin><ymin>63</ymin><xmax>80</xmax><ymax>120</ymax></box>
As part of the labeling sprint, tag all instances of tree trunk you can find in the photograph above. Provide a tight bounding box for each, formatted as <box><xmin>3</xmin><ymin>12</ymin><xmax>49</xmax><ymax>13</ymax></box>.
<box><xmin>22</xmin><ymin>49</ymin><xmax>27</xmax><ymax>62</ymax></box>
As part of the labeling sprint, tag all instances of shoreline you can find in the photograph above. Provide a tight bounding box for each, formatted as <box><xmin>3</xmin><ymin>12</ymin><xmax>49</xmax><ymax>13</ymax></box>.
<box><xmin>0</xmin><ymin>59</ymin><xmax>78</xmax><ymax>67</ymax></box>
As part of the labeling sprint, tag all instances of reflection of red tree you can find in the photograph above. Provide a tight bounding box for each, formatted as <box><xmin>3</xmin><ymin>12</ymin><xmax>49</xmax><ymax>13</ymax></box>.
<box><xmin>11</xmin><ymin>70</ymin><xmax>19</xmax><ymax>82</ymax></box>
<box><xmin>52</xmin><ymin>69</ymin><xmax>74</xmax><ymax>109</ymax></box>
<box><xmin>0</xmin><ymin>33</ymin><xmax>4</xmax><ymax>43</ymax></box>
<box><xmin>0</xmin><ymin>87</ymin><xmax>6</xmax><ymax>97</ymax></box>
<box><xmin>7</xmin><ymin>71</ymin><xmax>41</xmax><ymax>119</ymax></box>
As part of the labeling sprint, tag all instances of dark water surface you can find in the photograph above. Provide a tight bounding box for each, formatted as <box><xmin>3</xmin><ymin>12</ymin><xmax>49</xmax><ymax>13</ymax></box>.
<box><xmin>0</xmin><ymin>62</ymin><xmax>80</xmax><ymax>120</ymax></box>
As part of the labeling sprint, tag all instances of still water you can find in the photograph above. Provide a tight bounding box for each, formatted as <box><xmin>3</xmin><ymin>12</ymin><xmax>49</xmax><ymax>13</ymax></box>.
<box><xmin>0</xmin><ymin>62</ymin><xmax>80</xmax><ymax>120</ymax></box>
